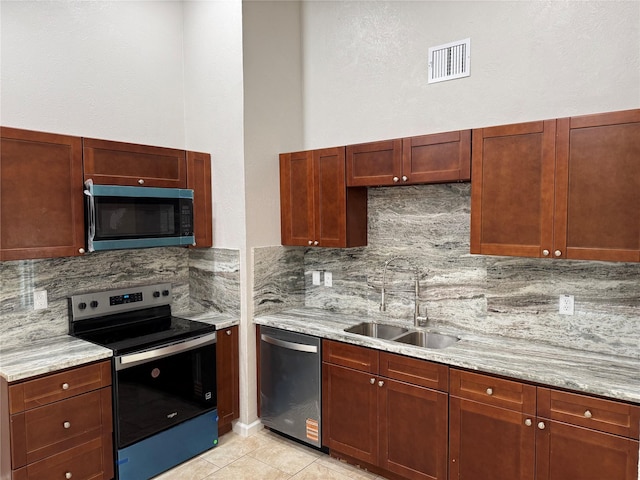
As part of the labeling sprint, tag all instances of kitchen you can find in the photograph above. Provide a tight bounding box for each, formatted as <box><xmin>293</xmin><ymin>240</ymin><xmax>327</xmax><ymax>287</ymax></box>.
<box><xmin>1</xmin><ymin>1</ymin><xmax>639</xmax><ymax>480</ymax></box>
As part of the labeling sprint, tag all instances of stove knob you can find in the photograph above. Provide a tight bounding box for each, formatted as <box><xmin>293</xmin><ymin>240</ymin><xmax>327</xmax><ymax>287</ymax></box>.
<box><xmin>90</xmin><ymin>300</ymin><xmax>99</xmax><ymax>308</ymax></box>
<box><xmin>153</xmin><ymin>291</ymin><xmax>160</xmax><ymax>298</ymax></box>
<box><xmin>78</xmin><ymin>302</ymin><xmax>87</xmax><ymax>310</ymax></box>
<box><xmin>162</xmin><ymin>290</ymin><xmax>170</xmax><ymax>297</ymax></box>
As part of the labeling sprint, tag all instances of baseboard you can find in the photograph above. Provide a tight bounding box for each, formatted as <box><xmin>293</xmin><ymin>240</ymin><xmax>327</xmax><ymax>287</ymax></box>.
<box><xmin>232</xmin><ymin>419</ymin><xmax>263</xmax><ymax>437</ymax></box>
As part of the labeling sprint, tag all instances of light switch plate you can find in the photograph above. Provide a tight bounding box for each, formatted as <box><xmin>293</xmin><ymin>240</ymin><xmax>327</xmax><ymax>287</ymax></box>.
<box><xmin>324</xmin><ymin>272</ymin><xmax>333</xmax><ymax>287</ymax></box>
<box><xmin>312</xmin><ymin>271</ymin><xmax>321</xmax><ymax>286</ymax></box>
<box><xmin>34</xmin><ymin>290</ymin><xmax>48</xmax><ymax>310</ymax></box>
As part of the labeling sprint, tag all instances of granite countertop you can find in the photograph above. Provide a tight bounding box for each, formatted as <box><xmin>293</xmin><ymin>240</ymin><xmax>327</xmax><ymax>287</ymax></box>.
<box><xmin>254</xmin><ymin>307</ymin><xmax>640</xmax><ymax>404</ymax></box>
<box><xmin>0</xmin><ymin>310</ymin><xmax>240</xmax><ymax>383</ymax></box>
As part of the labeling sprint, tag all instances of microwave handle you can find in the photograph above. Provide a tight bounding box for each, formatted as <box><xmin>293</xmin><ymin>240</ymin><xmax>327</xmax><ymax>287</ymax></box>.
<box><xmin>83</xmin><ymin>181</ymin><xmax>96</xmax><ymax>252</ymax></box>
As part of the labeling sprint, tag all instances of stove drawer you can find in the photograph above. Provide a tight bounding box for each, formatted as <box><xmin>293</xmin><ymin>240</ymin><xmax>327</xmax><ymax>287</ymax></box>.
<box><xmin>11</xmin><ymin>434</ymin><xmax>114</xmax><ymax>480</ymax></box>
<box><xmin>9</xmin><ymin>361</ymin><xmax>111</xmax><ymax>413</ymax></box>
<box><xmin>10</xmin><ymin>388</ymin><xmax>112</xmax><ymax>468</ymax></box>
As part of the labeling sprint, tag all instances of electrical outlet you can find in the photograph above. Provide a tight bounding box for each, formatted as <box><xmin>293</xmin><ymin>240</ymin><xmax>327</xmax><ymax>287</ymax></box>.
<box><xmin>559</xmin><ymin>294</ymin><xmax>574</xmax><ymax>315</ymax></box>
<box><xmin>324</xmin><ymin>272</ymin><xmax>333</xmax><ymax>287</ymax></box>
<box><xmin>312</xmin><ymin>271</ymin><xmax>321</xmax><ymax>286</ymax></box>
<box><xmin>33</xmin><ymin>290</ymin><xmax>48</xmax><ymax>310</ymax></box>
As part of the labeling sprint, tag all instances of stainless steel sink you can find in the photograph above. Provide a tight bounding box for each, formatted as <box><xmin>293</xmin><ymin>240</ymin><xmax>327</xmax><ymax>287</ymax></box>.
<box><xmin>344</xmin><ymin>322</ymin><xmax>409</xmax><ymax>340</ymax></box>
<box><xmin>393</xmin><ymin>330</ymin><xmax>460</xmax><ymax>349</ymax></box>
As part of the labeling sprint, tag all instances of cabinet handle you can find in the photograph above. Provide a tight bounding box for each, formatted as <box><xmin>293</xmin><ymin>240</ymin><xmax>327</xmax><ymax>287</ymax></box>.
<box><xmin>62</xmin><ymin>383</ymin><xmax>70</xmax><ymax>390</ymax></box>
<box><xmin>538</xmin><ymin>421</ymin><xmax>546</xmax><ymax>430</ymax></box>
<box><xmin>584</xmin><ymin>410</ymin><xmax>592</xmax><ymax>419</ymax></box>
<box><xmin>78</xmin><ymin>248</ymin><xmax>85</xmax><ymax>254</ymax></box>
<box><xmin>226</xmin><ymin>330</ymin><xmax>232</xmax><ymax>336</ymax></box>
<box><xmin>524</xmin><ymin>418</ymin><xmax>532</xmax><ymax>427</ymax></box>
<box><xmin>313</xmin><ymin>241</ymin><xmax>319</xmax><ymax>246</ymax></box>
<box><xmin>554</xmin><ymin>250</ymin><xmax>562</xmax><ymax>257</ymax></box>
<box><xmin>542</xmin><ymin>249</ymin><xmax>550</xmax><ymax>256</ymax></box>
<box><xmin>392</xmin><ymin>176</ymin><xmax>399</xmax><ymax>183</ymax></box>
<box><xmin>308</xmin><ymin>240</ymin><xmax>313</xmax><ymax>245</ymax></box>
<box><xmin>401</xmin><ymin>175</ymin><xmax>408</xmax><ymax>182</ymax></box>
<box><xmin>65</xmin><ymin>473</ymin><xmax>72</xmax><ymax>479</ymax></box>
<box><xmin>370</xmin><ymin>378</ymin><xmax>375</xmax><ymax>384</ymax></box>
<box><xmin>138</xmin><ymin>179</ymin><xmax>145</xmax><ymax>185</ymax></box>
<box><xmin>378</xmin><ymin>380</ymin><xmax>385</xmax><ymax>387</ymax></box>
<box><xmin>486</xmin><ymin>388</ymin><xmax>493</xmax><ymax>396</ymax></box>
<box><xmin>63</xmin><ymin>421</ymin><xmax>71</xmax><ymax>429</ymax></box>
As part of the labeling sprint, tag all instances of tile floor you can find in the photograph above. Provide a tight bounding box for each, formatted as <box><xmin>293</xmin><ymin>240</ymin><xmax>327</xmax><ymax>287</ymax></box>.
<box><xmin>154</xmin><ymin>428</ymin><xmax>386</xmax><ymax>480</ymax></box>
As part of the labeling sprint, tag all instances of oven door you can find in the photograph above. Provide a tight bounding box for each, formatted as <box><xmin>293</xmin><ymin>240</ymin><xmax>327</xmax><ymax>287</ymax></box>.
<box><xmin>113</xmin><ymin>332</ymin><xmax>217</xmax><ymax>448</ymax></box>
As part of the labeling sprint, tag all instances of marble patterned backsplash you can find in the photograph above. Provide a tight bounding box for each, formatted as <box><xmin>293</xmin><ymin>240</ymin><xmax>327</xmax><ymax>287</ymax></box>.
<box><xmin>255</xmin><ymin>184</ymin><xmax>640</xmax><ymax>359</ymax></box>
<box><xmin>0</xmin><ymin>247</ymin><xmax>241</xmax><ymax>350</ymax></box>
<box><xmin>252</xmin><ymin>246</ymin><xmax>305</xmax><ymax>317</ymax></box>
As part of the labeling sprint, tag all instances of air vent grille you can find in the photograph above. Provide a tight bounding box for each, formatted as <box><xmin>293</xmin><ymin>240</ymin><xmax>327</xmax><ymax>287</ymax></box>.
<box><xmin>428</xmin><ymin>38</ymin><xmax>470</xmax><ymax>84</ymax></box>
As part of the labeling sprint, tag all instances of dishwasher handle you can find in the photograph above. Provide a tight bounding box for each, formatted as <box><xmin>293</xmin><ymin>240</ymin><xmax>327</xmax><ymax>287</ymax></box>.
<box><xmin>261</xmin><ymin>333</ymin><xmax>318</xmax><ymax>353</ymax></box>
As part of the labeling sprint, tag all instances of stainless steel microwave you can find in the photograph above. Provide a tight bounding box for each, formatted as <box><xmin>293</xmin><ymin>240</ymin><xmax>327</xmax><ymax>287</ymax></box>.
<box><xmin>84</xmin><ymin>180</ymin><xmax>195</xmax><ymax>252</ymax></box>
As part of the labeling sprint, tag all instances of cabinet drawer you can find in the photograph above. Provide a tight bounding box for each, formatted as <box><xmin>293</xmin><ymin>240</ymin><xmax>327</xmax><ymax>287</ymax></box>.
<box><xmin>9</xmin><ymin>361</ymin><xmax>111</xmax><ymax>414</ymax></box>
<box><xmin>11</xmin><ymin>388</ymin><xmax>112</xmax><ymax>467</ymax></box>
<box><xmin>12</xmin><ymin>434</ymin><xmax>114</xmax><ymax>480</ymax></box>
<box><xmin>379</xmin><ymin>352</ymin><xmax>448</xmax><ymax>392</ymax></box>
<box><xmin>323</xmin><ymin>340</ymin><xmax>378</xmax><ymax>373</ymax></box>
<box><xmin>537</xmin><ymin>387</ymin><xmax>640</xmax><ymax>439</ymax></box>
<box><xmin>450</xmin><ymin>369</ymin><xmax>536</xmax><ymax>414</ymax></box>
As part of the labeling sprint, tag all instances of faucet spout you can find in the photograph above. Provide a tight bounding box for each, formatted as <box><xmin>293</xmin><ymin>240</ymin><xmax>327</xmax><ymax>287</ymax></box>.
<box><xmin>380</xmin><ymin>256</ymin><xmax>428</xmax><ymax>327</ymax></box>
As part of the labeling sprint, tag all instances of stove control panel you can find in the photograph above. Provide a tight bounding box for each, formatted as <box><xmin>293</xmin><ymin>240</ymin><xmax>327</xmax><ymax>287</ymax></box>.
<box><xmin>69</xmin><ymin>283</ymin><xmax>173</xmax><ymax>321</ymax></box>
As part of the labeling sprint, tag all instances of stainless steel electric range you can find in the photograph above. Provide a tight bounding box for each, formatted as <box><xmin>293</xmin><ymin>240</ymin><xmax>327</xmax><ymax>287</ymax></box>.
<box><xmin>69</xmin><ymin>283</ymin><xmax>218</xmax><ymax>480</ymax></box>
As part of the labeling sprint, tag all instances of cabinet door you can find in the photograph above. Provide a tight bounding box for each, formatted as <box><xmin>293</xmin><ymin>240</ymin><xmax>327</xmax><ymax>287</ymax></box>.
<box><xmin>0</xmin><ymin>127</ymin><xmax>85</xmax><ymax>261</ymax></box>
<box><xmin>346</xmin><ymin>139</ymin><xmax>402</xmax><ymax>186</ymax></box>
<box><xmin>83</xmin><ymin>138</ymin><xmax>187</xmax><ymax>188</ymax></box>
<box><xmin>322</xmin><ymin>363</ymin><xmax>378</xmax><ymax>465</ymax></box>
<box><xmin>280</xmin><ymin>151</ymin><xmax>314</xmax><ymax>246</ymax></box>
<box><xmin>402</xmin><ymin>130</ymin><xmax>471</xmax><ymax>184</ymax></box>
<box><xmin>313</xmin><ymin>147</ymin><xmax>348</xmax><ymax>247</ymax></box>
<box><xmin>449</xmin><ymin>396</ymin><xmax>535</xmax><ymax>480</ymax></box>
<box><xmin>379</xmin><ymin>378</ymin><xmax>448</xmax><ymax>480</ymax></box>
<box><xmin>536</xmin><ymin>419</ymin><xmax>639</xmax><ymax>480</ymax></box>
<box><xmin>187</xmin><ymin>151</ymin><xmax>213</xmax><ymax>248</ymax></box>
<box><xmin>470</xmin><ymin>120</ymin><xmax>556</xmax><ymax>258</ymax></box>
<box><xmin>216</xmin><ymin>326</ymin><xmax>239</xmax><ymax>436</ymax></box>
<box><xmin>554</xmin><ymin>109</ymin><xmax>640</xmax><ymax>262</ymax></box>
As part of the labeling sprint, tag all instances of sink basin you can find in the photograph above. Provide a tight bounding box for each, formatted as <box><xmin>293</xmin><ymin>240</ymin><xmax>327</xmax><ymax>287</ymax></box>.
<box><xmin>394</xmin><ymin>331</ymin><xmax>460</xmax><ymax>349</ymax></box>
<box><xmin>344</xmin><ymin>322</ymin><xmax>409</xmax><ymax>340</ymax></box>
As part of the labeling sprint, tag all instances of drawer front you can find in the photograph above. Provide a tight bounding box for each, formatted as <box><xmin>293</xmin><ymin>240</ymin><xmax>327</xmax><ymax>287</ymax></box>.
<box><xmin>537</xmin><ymin>387</ymin><xmax>640</xmax><ymax>439</ymax></box>
<box><xmin>379</xmin><ymin>352</ymin><xmax>448</xmax><ymax>392</ymax></box>
<box><xmin>323</xmin><ymin>340</ymin><xmax>378</xmax><ymax>374</ymax></box>
<box><xmin>9</xmin><ymin>361</ymin><xmax>111</xmax><ymax>413</ymax></box>
<box><xmin>450</xmin><ymin>369</ymin><xmax>536</xmax><ymax>414</ymax></box>
<box><xmin>12</xmin><ymin>434</ymin><xmax>114</xmax><ymax>480</ymax></box>
<box><xmin>11</xmin><ymin>388</ymin><xmax>111</xmax><ymax>467</ymax></box>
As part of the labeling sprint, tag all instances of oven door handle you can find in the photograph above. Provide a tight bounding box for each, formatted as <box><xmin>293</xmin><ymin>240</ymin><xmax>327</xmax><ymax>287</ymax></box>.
<box><xmin>115</xmin><ymin>332</ymin><xmax>217</xmax><ymax>371</ymax></box>
<box><xmin>261</xmin><ymin>333</ymin><xmax>318</xmax><ymax>353</ymax></box>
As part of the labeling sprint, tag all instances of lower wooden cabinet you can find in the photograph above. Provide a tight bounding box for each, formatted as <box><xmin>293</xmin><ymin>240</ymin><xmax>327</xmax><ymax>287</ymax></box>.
<box><xmin>322</xmin><ymin>340</ymin><xmax>448</xmax><ymax>480</ymax></box>
<box><xmin>217</xmin><ymin>325</ymin><xmax>240</xmax><ymax>435</ymax></box>
<box><xmin>1</xmin><ymin>361</ymin><xmax>113</xmax><ymax>480</ymax></box>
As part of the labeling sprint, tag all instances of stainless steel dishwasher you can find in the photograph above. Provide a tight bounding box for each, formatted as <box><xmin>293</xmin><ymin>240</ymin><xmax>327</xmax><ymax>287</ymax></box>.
<box><xmin>259</xmin><ymin>326</ymin><xmax>322</xmax><ymax>448</ymax></box>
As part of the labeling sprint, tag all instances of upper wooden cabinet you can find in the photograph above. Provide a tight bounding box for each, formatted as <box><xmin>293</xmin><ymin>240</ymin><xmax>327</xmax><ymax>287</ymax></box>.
<box><xmin>280</xmin><ymin>147</ymin><xmax>367</xmax><ymax>247</ymax></box>
<box><xmin>471</xmin><ymin>109</ymin><xmax>640</xmax><ymax>262</ymax></box>
<box><xmin>187</xmin><ymin>151</ymin><xmax>213</xmax><ymax>248</ymax></box>
<box><xmin>346</xmin><ymin>130</ymin><xmax>471</xmax><ymax>187</ymax></box>
<box><xmin>0</xmin><ymin>127</ymin><xmax>86</xmax><ymax>261</ymax></box>
<box><xmin>83</xmin><ymin>137</ymin><xmax>187</xmax><ymax>188</ymax></box>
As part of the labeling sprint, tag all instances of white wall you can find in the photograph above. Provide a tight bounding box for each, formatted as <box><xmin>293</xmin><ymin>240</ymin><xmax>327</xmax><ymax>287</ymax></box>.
<box><xmin>301</xmin><ymin>0</ymin><xmax>640</xmax><ymax>148</ymax></box>
<box><xmin>0</xmin><ymin>1</ymin><xmax>186</xmax><ymax>147</ymax></box>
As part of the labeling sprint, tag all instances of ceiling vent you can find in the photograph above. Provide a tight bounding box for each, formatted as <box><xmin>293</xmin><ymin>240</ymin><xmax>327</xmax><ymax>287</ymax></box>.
<box><xmin>428</xmin><ymin>38</ymin><xmax>470</xmax><ymax>84</ymax></box>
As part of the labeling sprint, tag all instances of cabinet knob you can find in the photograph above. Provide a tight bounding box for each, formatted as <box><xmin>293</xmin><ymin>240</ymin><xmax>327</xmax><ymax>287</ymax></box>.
<box><xmin>392</xmin><ymin>176</ymin><xmax>399</xmax><ymax>183</ymax></box>
<box><xmin>401</xmin><ymin>175</ymin><xmax>408</xmax><ymax>182</ymax></box>
<box><xmin>308</xmin><ymin>240</ymin><xmax>313</xmax><ymax>245</ymax></box>
<box><xmin>62</xmin><ymin>383</ymin><xmax>70</xmax><ymax>390</ymax></box>
<box><xmin>538</xmin><ymin>421</ymin><xmax>546</xmax><ymax>430</ymax></box>
<box><xmin>226</xmin><ymin>330</ymin><xmax>232</xmax><ymax>336</ymax></box>
<box><xmin>542</xmin><ymin>249</ymin><xmax>550</xmax><ymax>256</ymax></box>
<box><xmin>138</xmin><ymin>179</ymin><xmax>145</xmax><ymax>185</ymax></box>
<box><xmin>584</xmin><ymin>410</ymin><xmax>592</xmax><ymax>419</ymax></box>
<box><xmin>378</xmin><ymin>380</ymin><xmax>384</xmax><ymax>387</ymax></box>
<box><xmin>554</xmin><ymin>250</ymin><xmax>562</xmax><ymax>257</ymax></box>
<box><xmin>65</xmin><ymin>473</ymin><xmax>72</xmax><ymax>479</ymax></box>
<box><xmin>313</xmin><ymin>241</ymin><xmax>319</xmax><ymax>246</ymax></box>
<box><xmin>486</xmin><ymin>388</ymin><xmax>493</xmax><ymax>396</ymax></box>
<box><xmin>524</xmin><ymin>418</ymin><xmax>532</xmax><ymax>427</ymax></box>
<box><xmin>370</xmin><ymin>378</ymin><xmax>375</xmax><ymax>384</ymax></box>
<box><xmin>63</xmin><ymin>421</ymin><xmax>71</xmax><ymax>429</ymax></box>
<box><xmin>78</xmin><ymin>248</ymin><xmax>85</xmax><ymax>254</ymax></box>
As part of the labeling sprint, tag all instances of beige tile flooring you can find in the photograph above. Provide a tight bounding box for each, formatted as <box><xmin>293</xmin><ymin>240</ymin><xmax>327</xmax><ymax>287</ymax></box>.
<box><xmin>154</xmin><ymin>428</ymin><xmax>386</xmax><ymax>480</ymax></box>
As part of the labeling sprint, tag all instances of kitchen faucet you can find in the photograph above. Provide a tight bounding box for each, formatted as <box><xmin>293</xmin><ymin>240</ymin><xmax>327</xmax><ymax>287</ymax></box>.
<box><xmin>380</xmin><ymin>256</ymin><xmax>428</xmax><ymax>327</ymax></box>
